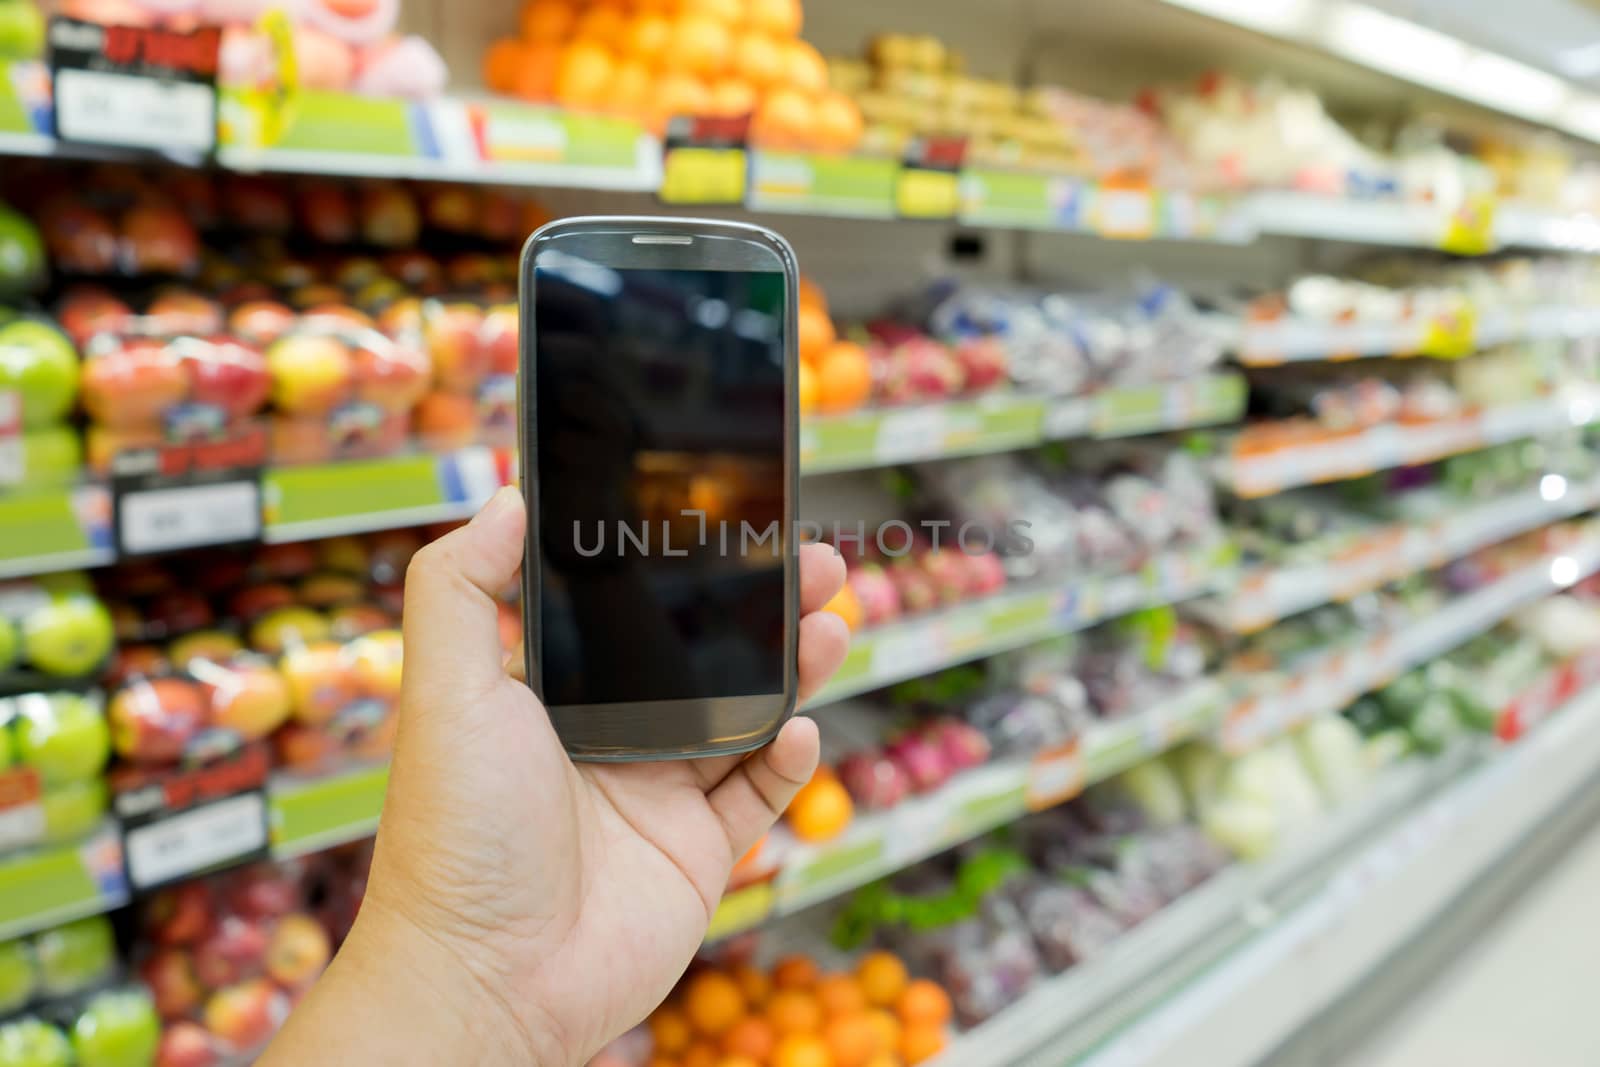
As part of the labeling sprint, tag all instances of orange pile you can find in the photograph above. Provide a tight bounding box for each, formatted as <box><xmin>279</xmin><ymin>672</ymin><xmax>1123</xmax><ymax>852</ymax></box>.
<box><xmin>650</xmin><ymin>950</ymin><xmax>951</xmax><ymax>1067</ymax></box>
<box><xmin>798</xmin><ymin>276</ymin><xmax>871</xmax><ymax>416</ymax></box>
<box><xmin>484</xmin><ymin>0</ymin><xmax>865</xmax><ymax>151</ymax></box>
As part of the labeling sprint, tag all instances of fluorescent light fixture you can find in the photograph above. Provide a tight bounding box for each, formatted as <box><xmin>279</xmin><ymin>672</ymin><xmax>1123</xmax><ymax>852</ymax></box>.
<box><xmin>1551</xmin><ymin>555</ymin><xmax>1581</xmax><ymax>587</ymax></box>
<box><xmin>1457</xmin><ymin>53</ymin><xmax>1569</xmax><ymax>121</ymax></box>
<box><xmin>1559</xmin><ymin>95</ymin><xmax>1600</xmax><ymax>142</ymax></box>
<box><xmin>1541</xmin><ymin>474</ymin><xmax>1569</xmax><ymax>502</ymax></box>
<box><xmin>1163</xmin><ymin>0</ymin><xmax>1316</xmax><ymax>35</ymax></box>
<box><xmin>1559</xmin><ymin>42</ymin><xmax>1600</xmax><ymax>79</ymax></box>
<box><xmin>1326</xmin><ymin>3</ymin><xmax>1469</xmax><ymax>90</ymax></box>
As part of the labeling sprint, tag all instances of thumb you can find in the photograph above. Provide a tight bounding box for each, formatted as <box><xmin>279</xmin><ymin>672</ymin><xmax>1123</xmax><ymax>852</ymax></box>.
<box><xmin>401</xmin><ymin>486</ymin><xmax>526</xmax><ymax>704</ymax></box>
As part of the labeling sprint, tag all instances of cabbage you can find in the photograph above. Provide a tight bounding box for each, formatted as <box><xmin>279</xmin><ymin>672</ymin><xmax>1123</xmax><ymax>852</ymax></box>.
<box><xmin>1202</xmin><ymin>799</ymin><xmax>1278</xmax><ymax>861</ymax></box>
<box><xmin>1292</xmin><ymin>716</ymin><xmax>1369</xmax><ymax>804</ymax></box>
<box><xmin>1110</xmin><ymin>759</ymin><xmax>1187</xmax><ymax>827</ymax></box>
<box><xmin>1168</xmin><ymin>743</ymin><xmax>1227</xmax><ymax>818</ymax></box>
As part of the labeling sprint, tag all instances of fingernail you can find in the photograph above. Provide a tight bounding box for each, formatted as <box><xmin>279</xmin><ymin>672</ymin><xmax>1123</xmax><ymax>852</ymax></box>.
<box><xmin>475</xmin><ymin>485</ymin><xmax>521</xmax><ymax>530</ymax></box>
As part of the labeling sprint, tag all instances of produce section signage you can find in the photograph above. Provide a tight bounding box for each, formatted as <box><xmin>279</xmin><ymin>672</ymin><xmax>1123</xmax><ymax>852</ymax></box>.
<box><xmin>109</xmin><ymin>427</ymin><xmax>266</xmax><ymax>558</ymax></box>
<box><xmin>115</xmin><ymin>742</ymin><xmax>271</xmax><ymax>890</ymax></box>
<box><xmin>48</xmin><ymin>17</ymin><xmax>220</xmax><ymax>154</ymax></box>
<box><xmin>660</xmin><ymin>113</ymin><xmax>751</xmax><ymax>205</ymax></box>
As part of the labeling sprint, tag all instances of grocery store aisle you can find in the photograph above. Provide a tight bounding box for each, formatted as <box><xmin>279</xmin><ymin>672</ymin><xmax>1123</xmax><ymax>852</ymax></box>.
<box><xmin>1336</xmin><ymin>816</ymin><xmax>1600</xmax><ymax>1067</ymax></box>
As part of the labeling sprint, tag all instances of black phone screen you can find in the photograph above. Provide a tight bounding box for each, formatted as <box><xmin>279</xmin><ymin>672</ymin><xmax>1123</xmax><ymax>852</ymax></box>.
<box><xmin>533</xmin><ymin>258</ymin><xmax>788</xmax><ymax>707</ymax></box>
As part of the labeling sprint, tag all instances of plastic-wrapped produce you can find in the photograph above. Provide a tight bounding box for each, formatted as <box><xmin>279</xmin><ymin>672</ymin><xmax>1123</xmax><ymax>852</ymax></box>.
<box><xmin>1015</xmin><ymin>877</ymin><xmax>1125</xmax><ymax>971</ymax></box>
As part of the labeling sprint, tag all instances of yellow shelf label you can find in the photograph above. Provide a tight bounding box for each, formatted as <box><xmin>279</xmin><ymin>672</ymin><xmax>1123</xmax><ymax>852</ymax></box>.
<box><xmin>896</xmin><ymin>167</ymin><xmax>960</xmax><ymax>219</ymax></box>
<box><xmin>660</xmin><ymin>146</ymin><xmax>747</xmax><ymax>205</ymax></box>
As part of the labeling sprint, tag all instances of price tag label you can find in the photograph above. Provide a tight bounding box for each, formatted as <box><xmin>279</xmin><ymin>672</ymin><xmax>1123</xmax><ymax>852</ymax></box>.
<box><xmin>124</xmin><ymin>791</ymin><xmax>268</xmax><ymax>890</ymax></box>
<box><xmin>868</xmin><ymin>626</ymin><xmax>946</xmax><ymax>682</ymax></box>
<box><xmin>659</xmin><ymin>114</ymin><xmax>750</xmax><ymax>205</ymax></box>
<box><xmin>49</xmin><ymin>18</ymin><xmax>220</xmax><ymax>154</ymax></box>
<box><xmin>705</xmin><ymin>883</ymin><xmax>774</xmax><ymax>941</ymax></box>
<box><xmin>1094</xmin><ymin>186</ymin><xmax>1155</xmax><ymax>239</ymax></box>
<box><xmin>1041</xmin><ymin>396</ymin><xmax>1091</xmax><ymax>439</ymax></box>
<box><xmin>0</xmin><ymin>769</ymin><xmax>44</xmax><ymax>854</ymax></box>
<box><xmin>118</xmin><ymin>479</ymin><xmax>261</xmax><ymax>556</ymax></box>
<box><xmin>0</xmin><ymin>390</ymin><xmax>19</xmax><ymax>487</ymax></box>
<box><xmin>1026</xmin><ymin>737</ymin><xmax>1083</xmax><ymax>810</ymax></box>
<box><xmin>896</xmin><ymin>135</ymin><xmax>965</xmax><ymax>219</ymax></box>
<box><xmin>873</xmin><ymin>408</ymin><xmax>947</xmax><ymax>462</ymax></box>
<box><xmin>1437</xmin><ymin>194</ymin><xmax>1497</xmax><ymax>256</ymax></box>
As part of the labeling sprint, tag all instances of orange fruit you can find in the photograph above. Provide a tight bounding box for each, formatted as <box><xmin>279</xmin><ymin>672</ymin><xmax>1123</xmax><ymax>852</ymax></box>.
<box><xmin>555</xmin><ymin>41</ymin><xmax>615</xmax><ymax>108</ymax></box>
<box><xmin>511</xmin><ymin>42</ymin><xmax>562</xmax><ymax>100</ymax></box>
<box><xmin>772</xmin><ymin>1034</ymin><xmax>832</xmax><ymax>1067</ymax></box>
<box><xmin>861</xmin><ymin>1010</ymin><xmax>900</xmax><ymax>1057</ymax></box>
<box><xmin>667</xmin><ymin>12</ymin><xmax>732</xmax><ymax>77</ymax></box>
<box><xmin>816</xmin><ymin>975</ymin><xmax>868</xmax><ymax>1018</ymax></box>
<box><xmin>521</xmin><ymin>1</ymin><xmax>576</xmax><ymax>42</ymax></box>
<box><xmin>785</xmin><ymin>772</ymin><xmax>854</xmax><ymax>842</ymax></box>
<box><xmin>679</xmin><ymin>0</ymin><xmax>743</xmax><ymax>22</ymax></box>
<box><xmin>731</xmin><ymin>30</ymin><xmax>784</xmax><ymax>88</ymax></box>
<box><xmin>782</xmin><ymin>39</ymin><xmax>827</xmax><ymax>95</ymax></box>
<box><xmin>752</xmin><ymin>86</ymin><xmax>814</xmax><ymax>148</ymax></box>
<box><xmin>823</xmin><ymin>1014</ymin><xmax>878</xmax><ymax>1067</ymax></box>
<box><xmin>607</xmin><ymin>58</ymin><xmax>653</xmax><ymax>115</ymax></box>
<box><xmin>625</xmin><ymin>12</ymin><xmax>671</xmax><ymax>61</ymax></box>
<box><xmin>709</xmin><ymin>77</ymin><xmax>758</xmax><ymax>116</ymax></box>
<box><xmin>766</xmin><ymin>988</ymin><xmax>824</xmax><ymax>1035</ymax></box>
<box><xmin>746</xmin><ymin>0</ymin><xmax>800</xmax><ymax>36</ymax></box>
<box><xmin>721</xmin><ymin>1016</ymin><xmax>777</xmax><ymax>1062</ymax></box>
<box><xmin>684</xmin><ymin>971</ymin><xmax>747</xmax><ymax>1037</ymax></box>
<box><xmin>895</xmin><ymin>980</ymin><xmax>951</xmax><ymax>1030</ymax></box>
<box><xmin>814</xmin><ymin>91</ymin><xmax>863</xmax><ymax>153</ymax></box>
<box><xmin>862</xmin><ymin>1058</ymin><xmax>898</xmax><ymax>1067</ymax></box>
<box><xmin>683</xmin><ymin>1041</ymin><xmax>721</xmax><ymax>1067</ymax></box>
<box><xmin>799</xmin><ymin>274</ymin><xmax>827</xmax><ymax>314</ymax></box>
<box><xmin>651</xmin><ymin>72</ymin><xmax>714</xmax><ymax>129</ymax></box>
<box><xmin>899</xmin><ymin>1023</ymin><xmax>946</xmax><ymax>1065</ymax></box>
<box><xmin>651</xmin><ymin>1006</ymin><xmax>694</xmax><ymax>1055</ymax></box>
<box><xmin>484</xmin><ymin>38</ymin><xmax>526</xmax><ymax>93</ymax></box>
<box><xmin>648</xmin><ymin>1058</ymin><xmax>681</xmax><ymax>1067</ymax></box>
<box><xmin>573</xmin><ymin>3</ymin><xmax>629</xmax><ymax>46</ymax></box>
<box><xmin>771</xmin><ymin>955</ymin><xmax>821</xmax><ymax>991</ymax></box>
<box><xmin>815</xmin><ymin>341</ymin><xmax>872</xmax><ymax>413</ymax></box>
<box><xmin>732</xmin><ymin>962</ymin><xmax>771</xmax><ymax>1008</ymax></box>
<box><xmin>797</xmin><ymin>303</ymin><xmax>835</xmax><ymax>363</ymax></box>
<box><xmin>855</xmin><ymin>953</ymin><xmax>909</xmax><ymax>1009</ymax></box>
<box><xmin>821</xmin><ymin>584</ymin><xmax>863</xmax><ymax>632</ymax></box>
<box><xmin>718</xmin><ymin>1058</ymin><xmax>762</xmax><ymax>1067</ymax></box>
<box><xmin>799</xmin><ymin>359</ymin><xmax>819</xmax><ymax>415</ymax></box>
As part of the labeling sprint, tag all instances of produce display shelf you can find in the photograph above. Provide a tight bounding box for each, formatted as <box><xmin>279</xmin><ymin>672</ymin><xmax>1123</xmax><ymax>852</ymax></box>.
<box><xmin>0</xmin><ymin>484</ymin><xmax>114</xmax><ymax>580</ymax></box>
<box><xmin>810</xmin><ymin>541</ymin><xmax>1235</xmax><ymax>707</ymax></box>
<box><xmin>1216</xmin><ymin>534</ymin><xmax>1600</xmax><ymax>752</ymax></box>
<box><xmin>1216</xmin><ymin>385</ymin><xmax>1600</xmax><ymax>499</ymax></box>
<box><xmin>1234</xmin><ymin>305</ymin><xmax>1600</xmax><ymax>366</ymax></box>
<box><xmin>0</xmin><ymin>821</ymin><xmax>128</xmax><ymax>943</ymax></box>
<box><xmin>801</xmin><ymin>374</ymin><xmax>1247</xmax><ymax>474</ymax></box>
<box><xmin>1062</xmin><ymin>684</ymin><xmax>1600</xmax><ymax>1067</ymax></box>
<box><xmin>1204</xmin><ymin>476</ymin><xmax>1600</xmax><ymax>633</ymax></box>
<box><xmin>931</xmin><ymin>745</ymin><xmax>1473</xmax><ymax>1067</ymax></box>
<box><xmin>268</xmin><ymin>762</ymin><xmax>391</xmax><ymax>861</ymax></box>
<box><xmin>708</xmin><ymin>680</ymin><xmax>1226</xmax><ymax>941</ymax></box>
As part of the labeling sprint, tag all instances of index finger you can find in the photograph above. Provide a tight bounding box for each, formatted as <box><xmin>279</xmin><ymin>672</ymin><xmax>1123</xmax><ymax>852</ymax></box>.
<box><xmin>800</xmin><ymin>541</ymin><xmax>846</xmax><ymax>615</ymax></box>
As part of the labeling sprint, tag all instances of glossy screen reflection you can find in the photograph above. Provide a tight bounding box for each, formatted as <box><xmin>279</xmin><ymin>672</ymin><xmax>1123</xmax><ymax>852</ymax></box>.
<box><xmin>533</xmin><ymin>262</ymin><xmax>787</xmax><ymax>705</ymax></box>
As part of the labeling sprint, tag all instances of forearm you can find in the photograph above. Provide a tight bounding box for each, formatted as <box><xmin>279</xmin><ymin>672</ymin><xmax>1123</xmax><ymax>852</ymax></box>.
<box><xmin>257</xmin><ymin>905</ymin><xmax>561</xmax><ymax>1067</ymax></box>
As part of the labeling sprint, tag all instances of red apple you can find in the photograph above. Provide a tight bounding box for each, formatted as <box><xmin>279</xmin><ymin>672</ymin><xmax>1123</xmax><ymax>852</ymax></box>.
<box><xmin>182</xmin><ymin>337</ymin><xmax>270</xmax><ymax>420</ymax></box>
<box><xmin>57</xmin><ymin>287</ymin><xmax>133</xmax><ymax>347</ymax></box>
<box><xmin>147</xmin><ymin>590</ymin><xmax>214</xmax><ymax>638</ymax></box>
<box><xmin>228</xmin><ymin>583</ymin><xmax>296</xmax><ymax>624</ymax></box>
<box><xmin>917</xmin><ymin>547</ymin><xmax>971</xmax><ymax>605</ymax></box>
<box><xmin>193</xmin><ymin>916</ymin><xmax>269</xmax><ymax>989</ymax></box>
<box><xmin>279</xmin><ymin>641</ymin><xmax>358</xmax><ymax>725</ymax></box>
<box><xmin>376</xmin><ymin>296</ymin><xmax>423</xmax><ymax>338</ymax></box>
<box><xmin>953</xmin><ymin>335</ymin><xmax>1008</xmax><ymax>392</ymax></box>
<box><xmin>351</xmin><ymin>338</ymin><xmax>430</xmax><ymax>414</ymax></box>
<box><xmin>146</xmin><ymin>290</ymin><xmax>224</xmax><ymax>336</ymax></box>
<box><xmin>837</xmin><ymin>749</ymin><xmax>910</xmax><ymax>810</ymax></box>
<box><xmin>479</xmin><ymin>191</ymin><xmax>522</xmax><ymax>240</ymax></box>
<box><xmin>266</xmin><ymin>334</ymin><xmax>354</xmax><ymax>415</ymax></box>
<box><xmin>227</xmin><ymin>302</ymin><xmax>296</xmax><ymax>346</ymax></box>
<box><xmin>273</xmin><ymin>723</ymin><xmax>339</xmax><ymax>771</ymax></box>
<box><xmin>202</xmin><ymin>978</ymin><xmax>282</xmax><ymax>1051</ymax></box>
<box><xmin>123</xmin><ymin>201</ymin><xmax>200</xmax><ymax>276</ymax></box>
<box><xmin>885</xmin><ymin>730</ymin><xmax>950</xmax><ymax>793</ymax></box>
<box><xmin>846</xmin><ymin>562</ymin><xmax>901</xmax><ymax>626</ymax></box>
<box><xmin>147</xmin><ymin>881</ymin><xmax>214</xmax><ymax>946</ymax></box>
<box><xmin>481</xmin><ymin>303</ymin><xmax>518</xmax><ymax>376</ymax></box>
<box><xmin>300</xmin><ymin>304</ymin><xmax>374</xmax><ymax>333</ymax></box>
<box><xmin>223</xmin><ymin>177</ymin><xmax>292</xmax><ymax>232</ymax></box>
<box><xmin>297</xmin><ymin>183</ymin><xmax>355</xmax><ymax>244</ymax></box>
<box><xmin>414</xmin><ymin>390</ymin><xmax>479</xmax><ymax>449</ymax></box>
<box><xmin>257</xmin><ymin>542</ymin><xmax>318</xmax><ymax>579</ymax></box>
<box><xmin>223</xmin><ymin>865</ymin><xmax>301</xmax><ymax>921</ymax></box>
<box><xmin>108</xmin><ymin>677</ymin><xmax>207</xmax><ymax>762</ymax></box>
<box><xmin>922</xmin><ymin>717</ymin><xmax>990</xmax><ymax>772</ymax></box>
<box><xmin>106</xmin><ymin>643</ymin><xmax>170</xmax><ymax>687</ymax></box>
<box><xmin>423</xmin><ymin>303</ymin><xmax>490</xmax><ymax>392</ymax></box>
<box><xmin>264</xmin><ymin>913</ymin><xmax>330</xmax><ymax>988</ymax></box>
<box><xmin>140</xmin><ymin>947</ymin><xmax>203</xmax><ymax>1019</ymax></box>
<box><xmin>966</xmin><ymin>550</ymin><xmax>1007</xmax><ymax>595</ymax></box>
<box><xmin>40</xmin><ymin>199</ymin><xmax>117</xmax><ymax>273</ymax></box>
<box><xmin>82</xmin><ymin>339</ymin><xmax>188</xmax><ymax>429</ymax></box>
<box><xmin>155</xmin><ymin>1020</ymin><xmax>217</xmax><ymax>1067</ymax></box>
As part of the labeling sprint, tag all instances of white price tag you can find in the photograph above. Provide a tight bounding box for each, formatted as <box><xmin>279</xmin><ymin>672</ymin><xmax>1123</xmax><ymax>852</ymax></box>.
<box><xmin>0</xmin><ymin>803</ymin><xmax>44</xmax><ymax>854</ymax></box>
<box><xmin>1041</xmin><ymin>397</ymin><xmax>1091</xmax><ymax>439</ymax></box>
<box><xmin>868</xmin><ymin>626</ymin><xmax>946</xmax><ymax>682</ymax></box>
<box><xmin>55</xmin><ymin>67</ymin><xmax>215</xmax><ymax>152</ymax></box>
<box><xmin>873</xmin><ymin>409</ymin><xmax>947</xmax><ymax>463</ymax></box>
<box><xmin>124</xmin><ymin>792</ymin><xmax>266</xmax><ymax>890</ymax></box>
<box><xmin>118</xmin><ymin>479</ymin><xmax>261</xmax><ymax>555</ymax></box>
<box><xmin>1026</xmin><ymin>739</ymin><xmax>1084</xmax><ymax>809</ymax></box>
<box><xmin>1096</xmin><ymin>188</ymin><xmax>1155</xmax><ymax>238</ymax></box>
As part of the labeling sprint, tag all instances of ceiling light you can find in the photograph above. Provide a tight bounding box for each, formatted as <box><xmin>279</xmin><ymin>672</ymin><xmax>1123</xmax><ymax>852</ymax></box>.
<box><xmin>1163</xmin><ymin>0</ymin><xmax>1317</xmax><ymax>35</ymax></box>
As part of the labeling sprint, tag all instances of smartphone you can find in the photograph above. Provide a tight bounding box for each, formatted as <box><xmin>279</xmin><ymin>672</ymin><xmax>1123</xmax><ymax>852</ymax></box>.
<box><xmin>519</xmin><ymin>216</ymin><xmax>800</xmax><ymax>761</ymax></box>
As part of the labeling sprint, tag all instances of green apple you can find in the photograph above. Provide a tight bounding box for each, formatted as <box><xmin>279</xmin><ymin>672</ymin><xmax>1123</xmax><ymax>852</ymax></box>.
<box><xmin>0</xmin><ymin>320</ymin><xmax>77</xmax><ymax>429</ymax></box>
<box><xmin>0</xmin><ymin>1018</ymin><xmax>70</xmax><ymax>1067</ymax></box>
<box><xmin>14</xmin><ymin>693</ymin><xmax>108</xmax><ymax>786</ymax></box>
<box><xmin>0</xmin><ymin>618</ymin><xmax>16</xmax><ymax>674</ymax></box>
<box><xmin>34</xmin><ymin>916</ymin><xmax>113</xmax><ymax>997</ymax></box>
<box><xmin>0</xmin><ymin>940</ymin><xmax>36</xmax><ymax>1014</ymax></box>
<box><xmin>39</xmin><ymin>779</ymin><xmax>105</xmax><ymax>844</ymax></box>
<box><xmin>0</xmin><ymin>2</ymin><xmax>45</xmax><ymax>61</ymax></box>
<box><xmin>34</xmin><ymin>573</ymin><xmax>93</xmax><ymax>600</ymax></box>
<box><xmin>19</xmin><ymin>596</ymin><xmax>113</xmax><ymax>677</ymax></box>
<box><xmin>0</xmin><ymin>724</ymin><xmax>13</xmax><ymax>772</ymax></box>
<box><xmin>70</xmin><ymin>991</ymin><xmax>160</xmax><ymax>1067</ymax></box>
<box><xmin>18</xmin><ymin>429</ymin><xmax>82</xmax><ymax>490</ymax></box>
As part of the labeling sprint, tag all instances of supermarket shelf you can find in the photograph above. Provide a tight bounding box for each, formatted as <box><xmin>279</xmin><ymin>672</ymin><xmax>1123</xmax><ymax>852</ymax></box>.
<box><xmin>710</xmin><ymin>680</ymin><xmax>1226</xmax><ymax>941</ymax></box>
<box><xmin>1216</xmin><ymin>385</ymin><xmax>1600</xmax><ymax>499</ymax></box>
<box><xmin>1063</xmin><ymin>681</ymin><xmax>1600</xmax><ymax>1067</ymax></box>
<box><xmin>1203</xmin><ymin>476</ymin><xmax>1600</xmax><ymax>633</ymax></box>
<box><xmin>810</xmin><ymin>541</ymin><xmax>1235</xmax><ymax>706</ymax></box>
<box><xmin>268</xmin><ymin>762</ymin><xmax>389</xmax><ymax>860</ymax></box>
<box><xmin>1234</xmin><ymin>305</ymin><xmax>1600</xmax><ymax>367</ymax></box>
<box><xmin>1217</xmin><ymin>534</ymin><xmax>1600</xmax><ymax>751</ymax></box>
<box><xmin>0</xmin><ymin>484</ymin><xmax>114</xmax><ymax>580</ymax></box>
<box><xmin>0</xmin><ymin>821</ymin><xmax>128</xmax><ymax>943</ymax></box>
<box><xmin>801</xmin><ymin>374</ymin><xmax>1246</xmax><ymax>474</ymax></box>
<box><xmin>932</xmin><ymin>744</ymin><xmax>1474</xmax><ymax>1067</ymax></box>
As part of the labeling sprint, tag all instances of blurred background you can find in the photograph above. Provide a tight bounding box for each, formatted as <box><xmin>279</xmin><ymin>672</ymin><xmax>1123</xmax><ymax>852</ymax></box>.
<box><xmin>3</xmin><ymin>0</ymin><xmax>1600</xmax><ymax>1064</ymax></box>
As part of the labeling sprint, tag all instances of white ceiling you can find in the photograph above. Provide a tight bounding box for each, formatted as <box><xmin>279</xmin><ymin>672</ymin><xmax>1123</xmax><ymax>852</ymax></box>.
<box><xmin>1369</xmin><ymin>0</ymin><xmax>1600</xmax><ymax>86</ymax></box>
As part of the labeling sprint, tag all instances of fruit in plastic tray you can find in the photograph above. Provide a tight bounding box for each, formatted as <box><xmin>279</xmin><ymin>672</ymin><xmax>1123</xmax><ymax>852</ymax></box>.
<box><xmin>145</xmin><ymin>592</ymin><xmax>214</xmax><ymax>641</ymax></box>
<box><xmin>0</xmin><ymin>319</ymin><xmax>79</xmax><ymax>429</ymax></box>
<box><xmin>199</xmin><ymin>660</ymin><xmax>293</xmax><ymax>742</ymax></box>
<box><xmin>1018</xmin><ymin>879</ymin><xmax>1125</xmax><ymax>971</ymax></box>
<box><xmin>922</xmin><ymin>717</ymin><xmax>991</xmax><ymax>774</ymax></box>
<box><xmin>0</xmin><ymin>1016</ymin><xmax>72</xmax><ymax>1067</ymax></box>
<box><xmin>81</xmin><ymin>338</ymin><xmax>188</xmax><ymax>429</ymax></box>
<box><xmin>266</xmin><ymin>333</ymin><xmax>354</xmax><ymax>415</ymax></box>
<box><xmin>280</xmin><ymin>642</ymin><xmax>360</xmax><ymax>726</ymax></box>
<box><xmin>108</xmin><ymin>678</ymin><xmax>207</xmax><ymax>762</ymax></box>
<box><xmin>885</xmin><ymin>730</ymin><xmax>950</xmax><ymax>794</ymax></box>
<box><xmin>34</xmin><ymin>917</ymin><xmax>114</xmax><ymax>997</ymax></box>
<box><xmin>263</xmin><ymin>913</ymin><xmax>331</xmax><ymax>988</ymax></box>
<box><xmin>351</xmin><ymin>335</ymin><xmax>429</xmax><ymax>414</ymax></box>
<box><xmin>837</xmin><ymin>749</ymin><xmax>910</xmax><ymax>811</ymax></box>
<box><xmin>346</xmin><ymin>630</ymin><xmax>403</xmax><ymax>702</ymax></box>
<box><xmin>12</xmin><ymin>692</ymin><xmax>110</xmax><ymax>786</ymax></box>
<box><xmin>71</xmin><ymin>990</ymin><xmax>160</xmax><ymax>1067</ymax></box>
<box><xmin>193</xmin><ymin>917</ymin><xmax>269</xmax><ymax>989</ymax></box>
<box><xmin>227</xmin><ymin>301</ymin><xmax>297</xmax><ymax>347</ymax></box>
<box><xmin>423</xmin><ymin>302</ymin><xmax>492</xmax><ymax>393</ymax></box>
<box><xmin>153</xmin><ymin>1020</ymin><xmax>214</xmax><ymax>1067</ymax></box>
<box><xmin>844</xmin><ymin>561</ymin><xmax>901</xmax><ymax>627</ymax></box>
<box><xmin>181</xmin><ymin>337</ymin><xmax>271</xmax><ymax>421</ymax></box>
<box><xmin>145</xmin><ymin>292</ymin><xmax>223</xmax><ymax>338</ymax></box>
<box><xmin>122</xmin><ymin>202</ymin><xmax>200</xmax><ymax>277</ymax></box>
<box><xmin>147</xmin><ymin>882</ymin><xmax>214</xmax><ymax>948</ymax></box>
<box><xmin>140</xmin><ymin>947</ymin><xmax>204</xmax><ymax>1020</ymax></box>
